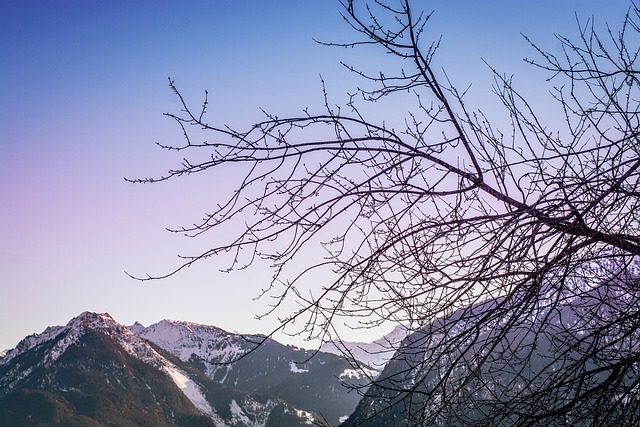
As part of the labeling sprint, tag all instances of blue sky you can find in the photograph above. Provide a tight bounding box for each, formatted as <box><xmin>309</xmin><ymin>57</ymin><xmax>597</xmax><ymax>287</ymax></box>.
<box><xmin>0</xmin><ymin>1</ymin><xmax>632</xmax><ymax>351</ymax></box>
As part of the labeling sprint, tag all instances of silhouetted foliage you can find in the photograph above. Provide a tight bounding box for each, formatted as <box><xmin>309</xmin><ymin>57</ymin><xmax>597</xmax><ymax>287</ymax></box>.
<box><xmin>132</xmin><ymin>1</ymin><xmax>640</xmax><ymax>425</ymax></box>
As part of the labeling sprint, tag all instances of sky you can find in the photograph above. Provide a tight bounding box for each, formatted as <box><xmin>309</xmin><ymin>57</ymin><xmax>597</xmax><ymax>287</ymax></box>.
<box><xmin>0</xmin><ymin>0</ymin><xmax>632</xmax><ymax>352</ymax></box>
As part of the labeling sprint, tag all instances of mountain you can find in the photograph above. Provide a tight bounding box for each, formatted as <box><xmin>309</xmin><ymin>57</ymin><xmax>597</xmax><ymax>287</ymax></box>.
<box><xmin>0</xmin><ymin>312</ymin><xmax>354</xmax><ymax>426</ymax></box>
<box><xmin>341</xmin><ymin>259</ymin><xmax>640</xmax><ymax>426</ymax></box>
<box><xmin>0</xmin><ymin>312</ymin><xmax>216</xmax><ymax>426</ymax></box>
<box><xmin>131</xmin><ymin>319</ymin><xmax>370</xmax><ymax>425</ymax></box>
<box><xmin>319</xmin><ymin>324</ymin><xmax>410</xmax><ymax>370</ymax></box>
<box><xmin>0</xmin><ymin>311</ymin><xmax>383</xmax><ymax>426</ymax></box>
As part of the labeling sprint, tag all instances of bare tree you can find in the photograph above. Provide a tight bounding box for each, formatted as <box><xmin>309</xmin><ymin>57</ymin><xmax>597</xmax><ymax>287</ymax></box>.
<box><xmin>130</xmin><ymin>1</ymin><xmax>640</xmax><ymax>425</ymax></box>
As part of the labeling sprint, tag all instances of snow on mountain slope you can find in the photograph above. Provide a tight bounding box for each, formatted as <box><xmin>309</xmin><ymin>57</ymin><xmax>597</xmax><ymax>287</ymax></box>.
<box><xmin>131</xmin><ymin>318</ymin><xmax>367</xmax><ymax>426</ymax></box>
<box><xmin>320</xmin><ymin>324</ymin><xmax>410</xmax><ymax>369</ymax></box>
<box><xmin>132</xmin><ymin>317</ymin><xmax>407</xmax><ymax>376</ymax></box>
<box><xmin>131</xmin><ymin>319</ymin><xmax>260</xmax><ymax>378</ymax></box>
<box><xmin>0</xmin><ymin>312</ymin><xmax>215</xmax><ymax>417</ymax></box>
<box><xmin>164</xmin><ymin>364</ymin><xmax>214</xmax><ymax>418</ymax></box>
<box><xmin>0</xmin><ymin>325</ymin><xmax>65</xmax><ymax>366</ymax></box>
<box><xmin>2</xmin><ymin>312</ymin><xmax>353</xmax><ymax>426</ymax></box>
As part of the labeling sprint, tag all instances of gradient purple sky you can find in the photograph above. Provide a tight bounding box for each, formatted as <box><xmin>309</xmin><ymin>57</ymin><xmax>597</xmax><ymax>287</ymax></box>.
<box><xmin>1</xmin><ymin>1</ymin><xmax>631</xmax><ymax>351</ymax></box>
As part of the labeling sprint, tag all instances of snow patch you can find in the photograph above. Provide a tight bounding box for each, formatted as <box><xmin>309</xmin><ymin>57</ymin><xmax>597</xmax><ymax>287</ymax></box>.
<box><xmin>164</xmin><ymin>365</ymin><xmax>214</xmax><ymax>417</ymax></box>
<box><xmin>294</xmin><ymin>408</ymin><xmax>315</xmax><ymax>424</ymax></box>
<box><xmin>229</xmin><ymin>399</ymin><xmax>251</xmax><ymax>425</ymax></box>
<box><xmin>339</xmin><ymin>367</ymin><xmax>375</xmax><ymax>380</ymax></box>
<box><xmin>289</xmin><ymin>360</ymin><xmax>309</xmax><ymax>373</ymax></box>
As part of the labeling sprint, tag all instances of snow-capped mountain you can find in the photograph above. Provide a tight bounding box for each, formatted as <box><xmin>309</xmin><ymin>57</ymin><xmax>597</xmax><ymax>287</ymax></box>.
<box><xmin>130</xmin><ymin>319</ymin><xmax>258</xmax><ymax>375</ymax></box>
<box><xmin>0</xmin><ymin>312</ymin><xmax>353</xmax><ymax>426</ymax></box>
<box><xmin>320</xmin><ymin>324</ymin><xmax>410</xmax><ymax>369</ymax></box>
<box><xmin>131</xmin><ymin>319</ymin><xmax>370</xmax><ymax>425</ymax></box>
<box><xmin>0</xmin><ymin>312</ymin><xmax>217</xmax><ymax>426</ymax></box>
<box><xmin>0</xmin><ymin>311</ymin><xmax>392</xmax><ymax>426</ymax></box>
<box><xmin>1</xmin><ymin>312</ymin><xmax>218</xmax><ymax>417</ymax></box>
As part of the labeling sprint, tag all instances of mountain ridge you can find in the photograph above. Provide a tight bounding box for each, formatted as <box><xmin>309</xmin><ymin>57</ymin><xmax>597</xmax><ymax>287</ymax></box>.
<box><xmin>0</xmin><ymin>317</ymin><xmax>217</xmax><ymax>427</ymax></box>
<box><xmin>320</xmin><ymin>324</ymin><xmax>410</xmax><ymax>370</ymax></box>
<box><xmin>0</xmin><ymin>311</ymin><xmax>386</xmax><ymax>426</ymax></box>
<box><xmin>131</xmin><ymin>317</ymin><xmax>371</xmax><ymax>424</ymax></box>
<box><xmin>1</xmin><ymin>311</ymin><xmax>218</xmax><ymax>420</ymax></box>
<box><xmin>342</xmin><ymin>258</ymin><xmax>640</xmax><ymax>426</ymax></box>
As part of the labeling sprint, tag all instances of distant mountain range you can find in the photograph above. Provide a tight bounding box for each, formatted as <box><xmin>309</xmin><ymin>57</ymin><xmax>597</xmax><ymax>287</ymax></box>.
<box><xmin>0</xmin><ymin>312</ymin><xmax>385</xmax><ymax>426</ymax></box>
<box><xmin>4</xmin><ymin>259</ymin><xmax>636</xmax><ymax>426</ymax></box>
<box><xmin>320</xmin><ymin>324</ymin><xmax>410</xmax><ymax>370</ymax></box>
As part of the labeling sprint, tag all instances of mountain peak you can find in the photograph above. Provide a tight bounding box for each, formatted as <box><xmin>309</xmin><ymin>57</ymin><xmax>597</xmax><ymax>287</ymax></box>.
<box><xmin>2</xmin><ymin>311</ymin><xmax>147</xmax><ymax>369</ymax></box>
<box><xmin>68</xmin><ymin>311</ymin><xmax>116</xmax><ymax>328</ymax></box>
<box><xmin>39</xmin><ymin>311</ymin><xmax>138</xmax><ymax>367</ymax></box>
<box><xmin>133</xmin><ymin>319</ymin><xmax>249</xmax><ymax>366</ymax></box>
<box><xmin>64</xmin><ymin>311</ymin><xmax>126</xmax><ymax>337</ymax></box>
